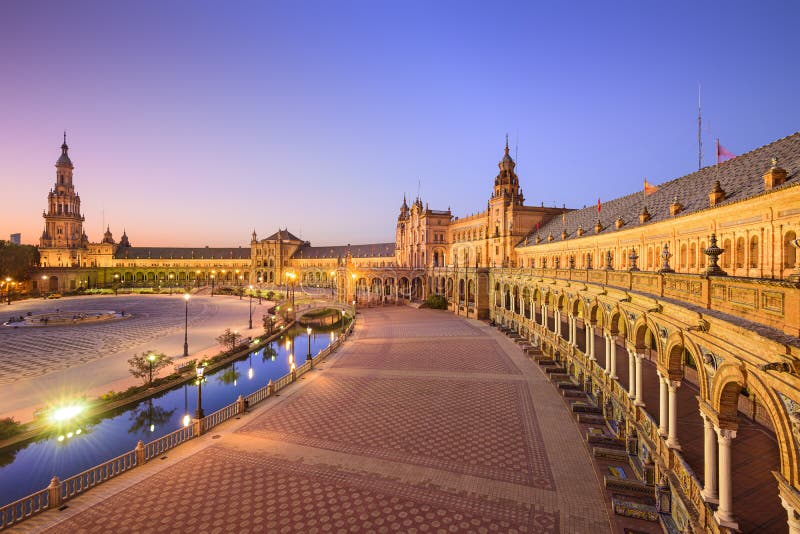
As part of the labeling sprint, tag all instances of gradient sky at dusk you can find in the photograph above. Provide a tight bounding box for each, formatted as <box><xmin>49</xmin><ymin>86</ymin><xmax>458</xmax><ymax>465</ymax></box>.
<box><xmin>1</xmin><ymin>1</ymin><xmax>798</xmax><ymax>247</ymax></box>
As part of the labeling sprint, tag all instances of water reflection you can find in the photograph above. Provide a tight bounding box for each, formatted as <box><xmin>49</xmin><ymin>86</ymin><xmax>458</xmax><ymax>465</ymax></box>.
<box><xmin>0</xmin><ymin>323</ymin><xmax>340</xmax><ymax>508</ymax></box>
<box><xmin>127</xmin><ymin>399</ymin><xmax>175</xmax><ymax>435</ymax></box>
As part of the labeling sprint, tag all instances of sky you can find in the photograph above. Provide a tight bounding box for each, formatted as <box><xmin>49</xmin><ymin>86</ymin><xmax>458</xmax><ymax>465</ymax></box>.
<box><xmin>1</xmin><ymin>1</ymin><xmax>798</xmax><ymax>247</ymax></box>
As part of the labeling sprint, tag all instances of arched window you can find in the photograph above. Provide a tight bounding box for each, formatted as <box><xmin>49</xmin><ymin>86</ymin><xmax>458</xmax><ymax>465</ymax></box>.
<box><xmin>722</xmin><ymin>239</ymin><xmax>731</xmax><ymax>268</ymax></box>
<box><xmin>646</xmin><ymin>247</ymin><xmax>654</xmax><ymax>270</ymax></box>
<box><xmin>689</xmin><ymin>243</ymin><xmax>697</xmax><ymax>269</ymax></box>
<box><xmin>735</xmin><ymin>237</ymin><xmax>745</xmax><ymax>269</ymax></box>
<box><xmin>680</xmin><ymin>244</ymin><xmax>687</xmax><ymax>269</ymax></box>
<box><xmin>784</xmin><ymin>231</ymin><xmax>797</xmax><ymax>269</ymax></box>
<box><xmin>749</xmin><ymin>236</ymin><xmax>759</xmax><ymax>268</ymax></box>
<box><xmin>699</xmin><ymin>241</ymin><xmax>707</xmax><ymax>267</ymax></box>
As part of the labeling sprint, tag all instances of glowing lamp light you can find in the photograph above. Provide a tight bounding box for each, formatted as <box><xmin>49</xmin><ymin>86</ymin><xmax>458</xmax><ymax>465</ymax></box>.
<box><xmin>183</xmin><ymin>414</ymin><xmax>191</xmax><ymax>427</ymax></box>
<box><xmin>149</xmin><ymin>424</ymin><xmax>155</xmax><ymax>432</ymax></box>
<box><xmin>184</xmin><ymin>293</ymin><xmax>190</xmax><ymax>301</ymax></box>
<box><xmin>248</xmin><ymin>367</ymin><xmax>254</xmax><ymax>380</ymax></box>
<box><xmin>57</xmin><ymin>435</ymin><xmax>65</xmax><ymax>442</ymax></box>
<box><xmin>51</xmin><ymin>403</ymin><xmax>84</xmax><ymax>423</ymax></box>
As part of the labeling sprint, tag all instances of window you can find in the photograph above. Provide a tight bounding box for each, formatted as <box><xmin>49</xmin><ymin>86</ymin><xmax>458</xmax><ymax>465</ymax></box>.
<box><xmin>722</xmin><ymin>239</ymin><xmax>731</xmax><ymax>268</ymax></box>
<box><xmin>784</xmin><ymin>231</ymin><xmax>797</xmax><ymax>269</ymax></box>
<box><xmin>735</xmin><ymin>237</ymin><xmax>745</xmax><ymax>269</ymax></box>
<box><xmin>689</xmin><ymin>243</ymin><xmax>697</xmax><ymax>269</ymax></box>
<box><xmin>749</xmin><ymin>236</ymin><xmax>759</xmax><ymax>268</ymax></box>
<box><xmin>680</xmin><ymin>244</ymin><xmax>687</xmax><ymax>269</ymax></box>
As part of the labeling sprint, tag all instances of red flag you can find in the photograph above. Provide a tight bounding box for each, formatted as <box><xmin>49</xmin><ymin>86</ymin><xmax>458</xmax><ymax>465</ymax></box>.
<box><xmin>597</xmin><ymin>198</ymin><xmax>601</xmax><ymax>214</ymax></box>
<box><xmin>716</xmin><ymin>139</ymin><xmax>736</xmax><ymax>163</ymax></box>
<box><xmin>644</xmin><ymin>179</ymin><xmax>658</xmax><ymax>196</ymax></box>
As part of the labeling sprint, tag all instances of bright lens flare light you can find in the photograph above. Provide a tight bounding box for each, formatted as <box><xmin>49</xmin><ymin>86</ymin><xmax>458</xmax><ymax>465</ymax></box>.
<box><xmin>51</xmin><ymin>403</ymin><xmax>84</xmax><ymax>423</ymax></box>
<box><xmin>182</xmin><ymin>414</ymin><xmax>191</xmax><ymax>427</ymax></box>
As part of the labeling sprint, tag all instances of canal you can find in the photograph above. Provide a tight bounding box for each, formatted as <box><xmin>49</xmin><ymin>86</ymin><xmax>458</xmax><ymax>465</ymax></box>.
<box><xmin>0</xmin><ymin>324</ymin><xmax>339</xmax><ymax>507</ymax></box>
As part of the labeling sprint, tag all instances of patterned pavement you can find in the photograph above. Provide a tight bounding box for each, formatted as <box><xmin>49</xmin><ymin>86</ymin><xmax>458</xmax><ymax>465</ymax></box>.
<box><xmin>26</xmin><ymin>306</ymin><xmax>611</xmax><ymax>533</ymax></box>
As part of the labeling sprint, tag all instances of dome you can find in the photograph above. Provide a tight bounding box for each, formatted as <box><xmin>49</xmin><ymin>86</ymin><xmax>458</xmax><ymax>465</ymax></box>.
<box><xmin>56</xmin><ymin>135</ymin><xmax>74</xmax><ymax>168</ymax></box>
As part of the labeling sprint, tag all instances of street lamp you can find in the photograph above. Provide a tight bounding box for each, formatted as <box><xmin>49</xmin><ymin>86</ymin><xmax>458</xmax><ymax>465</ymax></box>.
<box><xmin>341</xmin><ymin>310</ymin><xmax>345</xmax><ymax>334</ymax></box>
<box><xmin>195</xmin><ymin>365</ymin><xmax>205</xmax><ymax>419</ymax></box>
<box><xmin>306</xmin><ymin>326</ymin><xmax>312</xmax><ymax>361</ymax></box>
<box><xmin>169</xmin><ymin>273</ymin><xmax>174</xmax><ymax>295</ymax></box>
<box><xmin>113</xmin><ymin>273</ymin><xmax>119</xmax><ymax>295</ymax></box>
<box><xmin>148</xmin><ymin>353</ymin><xmax>156</xmax><ymax>385</ymax></box>
<box><xmin>248</xmin><ymin>285</ymin><xmax>254</xmax><ymax>330</ymax></box>
<box><xmin>41</xmin><ymin>275</ymin><xmax>48</xmax><ymax>297</ymax></box>
<box><xmin>183</xmin><ymin>293</ymin><xmax>190</xmax><ymax>356</ymax></box>
<box><xmin>210</xmin><ymin>272</ymin><xmax>216</xmax><ymax>297</ymax></box>
<box><xmin>5</xmin><ymin>277</ymin><xmax>13</xmax><ymax>305</ymax></box>
<box><xmin>195</xmin><ymin>270</ymin><xmax>201</xmax><ymax>288</ymax></box>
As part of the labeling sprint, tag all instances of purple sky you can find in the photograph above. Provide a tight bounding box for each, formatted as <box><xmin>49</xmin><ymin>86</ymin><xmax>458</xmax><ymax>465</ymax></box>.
<box><xmin>1</xmin><ymin>1</ymin><xmax>798</xmax><ymax>247</ymax></box>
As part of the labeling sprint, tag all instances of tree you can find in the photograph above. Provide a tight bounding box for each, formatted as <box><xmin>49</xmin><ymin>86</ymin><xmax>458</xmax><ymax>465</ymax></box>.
<box><xmin>262</xmin><ymin>313</ymin><xmax>276</xmax><ymax>336</ymax></box>
<box><xmin>127</xmin><ymin>351</ymin><xmax>172</xmax><ymax>385</ymax></box>
<box><xmin>216</xmin><ymin>328</ymin><xmax>242</xmax><ymax>351</ymax></box>
<box><xmin>0</xmin><ymin>243</ymin><xmax>39</xmax><ymax>281</ymax></box>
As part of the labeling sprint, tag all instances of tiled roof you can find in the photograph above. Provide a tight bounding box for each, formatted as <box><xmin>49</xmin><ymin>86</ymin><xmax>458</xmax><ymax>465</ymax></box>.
<box><xmin>114</xmin><ymin>247</ymin><xmax>250</xmax><ymax>260</ymax></box>
<box><xmin>262</xmin><ymin>229</ymin><xmax>303</xmax><ymax>242</ymax></box>
<box><xmin>519</xmin><ymin>132</ymin><xmax>800</xmax><ymax>247</ymax></box>
<box><xmin>293</xmin><ymin>243</ymin><xmax>395</xmax><ymax>259</ymax></box>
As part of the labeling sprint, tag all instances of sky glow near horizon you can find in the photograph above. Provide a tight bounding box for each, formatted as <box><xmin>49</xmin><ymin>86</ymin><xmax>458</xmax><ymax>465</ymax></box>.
<box><xmin>1</xmin><ymin>1</ymin><xmax>798</xmax><ymax>247</ymax></box>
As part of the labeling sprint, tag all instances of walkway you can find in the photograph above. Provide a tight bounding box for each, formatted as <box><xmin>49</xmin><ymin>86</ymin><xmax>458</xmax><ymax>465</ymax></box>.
<box><xmin>22</xmin><ymin>307</ymin><xmax>612</xmax><ymax>533</ymax></box>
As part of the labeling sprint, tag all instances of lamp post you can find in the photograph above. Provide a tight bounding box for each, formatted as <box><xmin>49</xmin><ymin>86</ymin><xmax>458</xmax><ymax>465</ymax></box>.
<box><xmin>183</xmin><ymin>293</ymin><xmax>190</xmax><ymax>356</ymax></box>
<box><xmin>148</xmin><ymin>353</ymin><xmax>156</xmax><ymax>385</ymax></box>
<box><xmin>169</xmin><ymin>273</ymin><xmax>174</xmax><ymax>295</ymax></box>
<box><xmin>307</xmin><ymin>326</ymin><xmax>312</xmax><ymax>361</ymax></box>
<box><xmin>257</xmin><ymin>277</ymin><xmax>263</xmax><ymax>304</ymax></box>
<box><xmin>5</xmin><ymin>277</ymin><xmax>12</xmax><ymax>305</ymax></box>
<box><xmin>195</xmin><ymin>365</ymin><xmax>205</xmax><ymax>419</ymax></box>
<box><xmin>113</xmin><ymin>274</ymin><xmax>119</xmax><ymax>295</ymax></box>
<box><xmin>210</xmin><ymin>272</ymin><xmax>216</xmax><ymax>297</ymax></box>
<box><xmin>41</xmin><ymin>275</ymin><xmax>48</xmax><ymax>298</ymax></box>
<box><xmin>341</xmin><ymin>310</ymin><xmax>345</xmax><ymax>334</ymax></box>
<box><xmin>248</xmin><ymin>285</ymin><xmax>253</xmax><ymax>330</ymax></box>
<box><xmin>195</xmin><ymin>270</ymin><xmax>201</xmax><ymax>288</ymax></box>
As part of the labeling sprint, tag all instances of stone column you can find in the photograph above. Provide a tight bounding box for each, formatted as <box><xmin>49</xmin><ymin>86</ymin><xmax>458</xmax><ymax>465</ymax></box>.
<box><xmin>634</xmin><ymin>354</ymin><xmax>645</xmax><ymax>406</ymax></box>
<box><xmin>714</xmin><ymin>427</ymin><xmax>738</xmax><ymax>528</ymax></box>
<box><xmin>604</xmin><ymin>335</ymin><xmax>611</xmax><ymax>374</ymax></box>
<box><xmin>658</xmin><ymin>372</ymin><xmax>668</xmax><ymax>437</ymax></box>
<box><xmin>628</xmin><ymin>350</ymin><xmax>636</xmax><ymax>399</ymax></box>
<box><xmin>780</xmin><ymin>496</ymin><xmax>800</xmax><ymax>534</ymax></box>
<box><xmin>666</xmin><ymin>381</ymin><xmax>680</xmax><ymax>448</ymax></box>
<box><xmin>541</xmin><ymin>304</ymin><xmax>547</xmax><ymax>327</ymax></box>
<box><xmin>567</xmin><ymin>314</ymin><xmax>574</xmax><ymax>344</ymax></box>
<box><xmin>586</xmin><ymin>326</ymin><xmax>593</xmax><ymax>360</ymax></box>
<box><xmin>609</xmin><ymin>336</ymin><xmax>617</xmax><ymax>379</ymax></box>
<box><xmin>555</xmin><ymin>310</ymin><xmax>561</xmax><ymax>336</ymax></box>
<box><xmin>702</xmin><ymin>414</ymin><xmax>718</xmax><ymax>502</ymax></box>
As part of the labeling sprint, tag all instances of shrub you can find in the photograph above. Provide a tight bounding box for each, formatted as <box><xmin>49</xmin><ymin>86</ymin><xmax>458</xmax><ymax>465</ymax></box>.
<box><xmin>0</xmin><ymin>417</ymin><xmax>24</xmax><ymax>440</ymax></box>
<box><xmin>424</xmin><ymin>294</ymin><xmax>448</xmax><ymax>309</ymax></box>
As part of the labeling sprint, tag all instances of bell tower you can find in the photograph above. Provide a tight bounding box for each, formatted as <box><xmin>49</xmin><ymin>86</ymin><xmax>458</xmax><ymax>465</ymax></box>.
<box><xmin>492</xmin><ymin>135</ymin><xmax>523</xmax><ymax>202</ymax></box>
<box><xmin>39</xmin><ymin>133</ymin><xmax>87</xmax><ymax>266</ymax></box>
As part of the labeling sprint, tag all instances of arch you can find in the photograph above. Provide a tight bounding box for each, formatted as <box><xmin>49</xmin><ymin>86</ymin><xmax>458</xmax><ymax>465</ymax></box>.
<box><xmin>735</xmin><ymin>236</ymin><xmax>745</xmax><ymax>269</ymax></box>
<box><xmin>632</xmin><ymin>315</ymin><xmax>660</xmax><ymax>356</ymax></box>
<box><xmin>710</xmin><ymin>364</ymin><xmax>746</xmax><ymax>421</ymax></box>
<box><xmin>784</xmin><ymin>230</ymin><xmax>797</xmax><ymax>269</ymax></box>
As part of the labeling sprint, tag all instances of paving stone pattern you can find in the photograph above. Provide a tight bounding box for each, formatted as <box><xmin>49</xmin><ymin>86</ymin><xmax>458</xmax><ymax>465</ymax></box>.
<box><xmin>33</xmin><ymin>306</ymin><xmax>611</xmax><ymax>533</ymax></box>
<box><xmin>0</xmin><ymin>296</ymin><xmax>216</xmax><ymax>385</ymax></box>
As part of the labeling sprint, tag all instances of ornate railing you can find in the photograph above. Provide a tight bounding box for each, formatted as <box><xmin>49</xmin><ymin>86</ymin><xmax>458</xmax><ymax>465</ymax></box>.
<box><xmin>144</xmin><ymin>426</ymin><xmax>195</xmax><ymax>460</ymax></box>
<box><xmin>60</xmin><ymin>449</ymin><xmax>138</xmax><ymax>501</ymax></box>
<box><xmin>491</xmin><ymin>267</ymin><xmax>800</xmax><ymax>337</ymax></box>
<box><xmin>0</xmin><ymin>488</ymin><xmax>50</xmax><ymax>530</ymax></box>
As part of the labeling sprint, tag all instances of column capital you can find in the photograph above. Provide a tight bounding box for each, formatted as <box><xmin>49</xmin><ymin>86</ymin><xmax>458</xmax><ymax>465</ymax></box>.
<box><xmin>668</xmin><ymin>380</ymin><xmax>681</xmax><ymax>391</ymax></box>
<box><xmin>715</xmin><ymin>426</ymin><xmax>737</xmax><ymax>442</ymax></box>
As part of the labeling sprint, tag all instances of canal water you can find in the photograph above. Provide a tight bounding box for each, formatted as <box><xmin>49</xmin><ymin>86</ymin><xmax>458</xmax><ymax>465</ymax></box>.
<box><xmin>0</xmin><ymin>324</ymin><xmax>339</xmax><ymax>507</ymax></box>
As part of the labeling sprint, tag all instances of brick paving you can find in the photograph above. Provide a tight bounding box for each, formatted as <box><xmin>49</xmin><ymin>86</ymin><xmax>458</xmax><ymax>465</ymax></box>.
<box><xmin>26</xmin><ymin>306</ymin><xmax>612</xmax><ymax>533</ymax></box>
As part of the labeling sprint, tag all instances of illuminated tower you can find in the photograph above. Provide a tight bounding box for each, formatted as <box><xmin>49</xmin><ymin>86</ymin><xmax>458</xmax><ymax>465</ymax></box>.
<box><xmin>39</xmin><ymin>133</ymin><xmax>87</xmax><ymax>267</ymax></box>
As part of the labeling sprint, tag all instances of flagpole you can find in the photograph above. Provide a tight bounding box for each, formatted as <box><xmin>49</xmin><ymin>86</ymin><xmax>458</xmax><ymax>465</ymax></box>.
<box><xmin>698</xmin><ymin>83</ymin><xmax>703</xmax><ymax>170</ymax></box>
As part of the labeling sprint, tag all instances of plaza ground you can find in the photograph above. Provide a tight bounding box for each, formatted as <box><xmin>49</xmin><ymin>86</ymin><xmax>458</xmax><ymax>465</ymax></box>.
<box><xmin>13</xmin><ymin>306</ymin><xmax>648</xmax><ymax>533</ymax></box>
<box><xmin>0</xmin><ymin>294</ymin><xmax>267</xmax><ymax>424</ymax></box>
